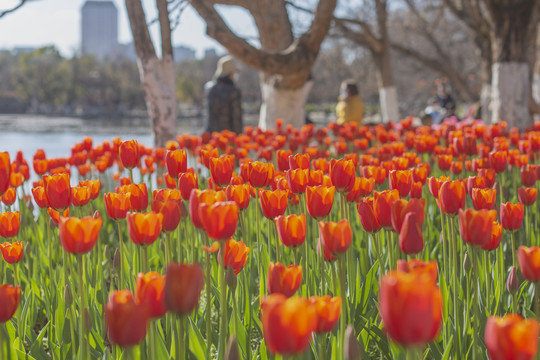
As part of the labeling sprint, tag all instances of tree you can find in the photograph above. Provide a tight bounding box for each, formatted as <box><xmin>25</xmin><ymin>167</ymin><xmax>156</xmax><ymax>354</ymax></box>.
<box><xmin>125</xmin><ymin>0</ymin><xmax>177</xmax><ymax>147</ymax></box>
<box><xmin>335</xmin><ymin>0</ymin><xmax>400</xmax><ymax>122</ymax></box>
<box><xmin>188</xmin><ymin>0</ymin><xmax>337</xmax><ymax>130</ymax></box>
<box><xmin>481</xmin><ymin>0</ymin><xmax>539</xmax><ymax>129</ymax></box>
<box><xmin>0</xmin><ymin>0</ymin><xmax>27</xmax><ymax>19</ymax></box>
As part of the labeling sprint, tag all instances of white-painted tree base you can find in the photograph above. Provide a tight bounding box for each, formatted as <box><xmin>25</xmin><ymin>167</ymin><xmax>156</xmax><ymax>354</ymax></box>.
<box><xmin>533</xmin><ymin>74</ymin><xmax>540</xmax><ymax>123</ymax></box>
<box><xmin>491</xmin><ymin>62</ymin><xmax>530</xmax><ymax>129</ymax></box>
<box><xmin>259</xmin><ymin>81</ymin><xmax>314</xmax><ymax>130</ymax></box>
<box><xmin>379</xmin><ymin>86</ymin><xmax>399</xmax><ymax>123</ymax></box>
<box><xmin>480</xmin><ymin>84</ymin><xmax>491</xmax><ymax>123</ymax></box>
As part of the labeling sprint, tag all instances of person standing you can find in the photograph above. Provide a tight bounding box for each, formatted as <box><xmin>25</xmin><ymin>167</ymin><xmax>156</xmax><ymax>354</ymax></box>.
<box><xmin>204</xmin><ymin>55</ymin><xmax>243</xmax><ymax>133</ymax></box>
<box><xmin>336</xmin><ymin>80</ymin><xmax>364</xmax><ymax>125</ymax></box>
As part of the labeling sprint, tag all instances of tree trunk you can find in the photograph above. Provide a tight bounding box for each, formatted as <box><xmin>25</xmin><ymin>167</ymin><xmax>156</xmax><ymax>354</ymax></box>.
<box><xmin>373</xmin><ymin>50</ymin><xmax>399</xmax><ymax>122</ymax></box>
<box><xmin>491</xmin><ymin>62</ymin><xmax>530</xmax><ymax>129</ymax></box>
<box><xmin>480</xmin><ymin>83</ymin><xmax>492</xmax><ymax>122</ymax></box>
<box><xmin>259</xmin><ymin>79</ymin><xmax>313</xmax><ymax>130</ymax></box>
<box><xmin>138</xmin><ymin>56</ymin><xmax>177</xmax><ymax>148</ymax></box>
<box><xmin>533</xmin><ymin>73</ymin><xmax>540</xmax><ymax>122</ymax></box>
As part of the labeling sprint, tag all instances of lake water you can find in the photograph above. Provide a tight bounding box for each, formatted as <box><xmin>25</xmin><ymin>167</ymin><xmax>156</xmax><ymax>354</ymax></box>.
<box><xmin>0</xmin><ymin>114</ymin><xmax>201</xmax><ymax>158</ymax></box>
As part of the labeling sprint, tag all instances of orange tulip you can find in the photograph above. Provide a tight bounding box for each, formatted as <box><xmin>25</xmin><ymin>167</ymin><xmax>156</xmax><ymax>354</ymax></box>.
<box><xmin>153</xmin><ymin>188</ymin><xmax>182</xmax><ymax>202</ymax></box>
<box><xmin>47</xmin><ymin>208</ymin><xmax>69</xmax><ymax>225</ymax></box>
<box><xmin>436</xmin><ymin>154</ymin><xmax>452</xmax><ymax>171</ymax></box>
<box><xmin>259</xmin><ymin>189</ymin><xmax>289</xmax><ymax>220</ymax></box>
<box><xmin>319</xmin><ymin>219</ymin><xmax>352</xmax><ymax>255</ymax></box>
<box><xmin>520</xmin><ymin>164</ymin><xmax>537</xmax><ymax>187</ymax></box>
<box><xmin>10</xmin><ymin>172</ymin><xmax>24</xmax><ymax>188</ymax></box>
<box><xmin>0</xmin><ymin>284</ymin><xmax>21</xmax><ymax>323</ymax></box>
<box><xmin>309</xmin><ymin>295</ymin><xmax>341</xmax><ymax>333</ymax></box>
<box><xmin>286</xmin><ymin>168</ymin><xmax>309</xmax><ymax>194</ymax></box>
<box><xmin>357</xmin><ymin>197</ymin><xmax>381</xmax><ymax>233</ymax></box>
<box><xmin>163</xmin><ymin>173</ymin><xmax>176</xmax><ymax>189</ymax></box>
<box><xmin>165</xmin><ymin>149</ymin><xmax>187</xmax><ymax>178</ymax></box>
<box><xmin>412</xmin><ymin>166</ymin><xmax>428</xmax><ymax>184</ymax></box>
<box><xmin>118</xmin><ymin>183</ymin><xmax>148</xmax><ymax>212</ymax></box>
<box><xmin>518</xmin><ymin>246</ymin><xmax>540</xmax><ymax>283</ymax></box>
<box><xmin>389</xmin><ymin>170</ymin><xmax>412</xmax><ymax>197</ymax></box>
<box><xmin>209</xmin><ymin>155</ymin><xmax>235</xmax><ymax>186</ymax></box>
<box><xmin>79</xmin><ymin>179</ymin><xmax>101</xmax><ymax>200</ymax></box>
<box><xmin>390</xmin><ymin>198</ymin><xmax>425</xmax><ymax>233</ymax></box>
<box><xmin>198</xmin><ymin>201</ymin><xmax>239</xmax><ymax>240</ymax></box>
<box><xmin>0</xmin><ymin>241</ymin><xmax>23</xmax><ymax>264</ymax></box>
<box><xmin>437</xmin><ymin>180</ymin><xmax>466</xmax><ymax>216</ymax></box>
<box><xmin>276</xmin><ymin>149</ymin><xmax>292</xmax><ymax>171</ymax></box>
<box><xmin>0</xmin><ymin>211</ymin><xmax>20</xmax><ymax>238</ymax></box>
<box><xmin>397</xmin><ymin>259</ymin><xmax>438</xmax><ymax>283</ymax></box>
<box><xmin>427</xmin><ymin>176</ymin><xmax>450</xmax><ymax>198</ymax></box>
<box><xmin>0</xmin><ymin>152</ymin><xmax>10</xmax><ymax>196</ymax></box>
<box><xmin>518</xmin><ymin>187</ymin><xmax>537</xmax><ymax>206</ymax></box>
<box><xmin>471</xmin><ymin>188</ymin><xmax>497</xmax><ymax>210</ymax></box>
<box><xmin>126</xmin><ymin>212</ymin><xmax>163</xmax><ymax>246</ymax></box>
<box><xmin>305</xmin><ymin>186</ymin><xmax>335</xmax><ymax>220</ymax></box>
<box><xmin>482</xmin><ymin>221</ymin><xmax>502</xmax><ymax>251</ymax></box>
<box><xmin>485</xmin><ymin>314</ymin><xmax>539</xmax><ymax>360</ymax></box>
<box><xmin>268</xmin><ymin>262</ymin><xmax>303</xmax><ymax>297</ymax></box>
<box><xmin>1</xmin><ymin>187</ymin><xmax>16</xmax><ymax>206</ymax></box>
<box><xmin>329</xmin><ymin>159</ymin><xmax>356</xmax><ymax>191</ymax></box>
<box><xmin>32</xmin><ymin>186</ymin><xmax>48</xmax><ymax>209</ymax></box>
<box><xmin>479</xmin><ymin>168</ymin><xmax>496</xmax><ymax>187</ymax></box>
<box><xmin>347</xmin><ymin>177</ymin><xmax>375</xmax><ymax>202</ymax></box>
<box><xmin>119</xmin><ymin>139</ymin><xmax>140</xmax><ymax>169</ymax></box>
<box><xmin>218</xmin><ymin>238</ymin><xmax>250</xmax><ymax>274</ymax></box>
<box><xmin>164</xmin><ymin>263</ymin><xmax>204</xmax><ymax>315</ymax></box>
<box><xmin>43</xmin><ymin>173</ymin><xmax>71</xmax><ymax>211</ymax></box>
<box><xmin>135</xmin><ymin>272</ymin><xmax>167</xmax><ymax>318</ymax></box>
<box><xmin>225</xmin><ymin>184</ymin><xmax>251</xmax><ymax>210</ymax></box>
<box><xmin>489</xmin><ymin>150</ymin><xmax>507</xmax><ymax>173</ymax></box>
<box><xmin>379</xmin><ymin>271</ymin><xmax>442</xmax><ymax>346</ymax></box>
<box><xmin>289</xmin><ymin>153</ymin><xmax>310</xmax><ymax>170</ymax></box>
<box><xmin>71</xmin><ymin>185</ymin><xmax>91</xmax><ymax>207</ymax></box>
<box><xmin>104</xmin><ymin>192</ymin><xmax>131</xmax><ymax>220</ymax></box>
<box><xmin>500</xmin><ymin>202</ymin><xmax>524</xmax><ymax>232</ymax></box>
<box><xmin>374</xmin><ymin>189</ymin><xmax>399</xmax><ymax>229</ymax></box>
<box><xmin>275</xmin><ymin>214</ymin><xmax>307</xmax><ymax>248</ymax></box>
<box><xmin>151</xmin><ymin>198</ymin><xmax>181</xmax><ymax>232</ymax></box>
<box><xmin>261</xmin><ymin>294</ymin><xmax>317</xmax><ymax>355</ymax></box>
<box><xmin>189</xmin><ymin>189</ymin><xmax>225</xmax><ymax>229</ymax></box>
<box><xmin>248</xmin><ymin>161</ymin><xmax>274</xmax><ymax>188</ymax></box>
<box><xmin>105</xmin><ymin>290</ymin><xmax>150</xmax><ymax>347</ymax></box>
<box><xmin>33</xmin><ymin>159</ymin><xmax>48</xmax><ymax>176</ymax></box>
<box><xmin>458</xmin><ymin>208</ymin><xmax>497</xmax><ymax>247</ymax></box>
<box><xmin>58</xmin><ymin>216</ymin><xmax>102</xmax><ymax>255</ymax></box>
<box><xmin>178</xmin><ymin>172</ymin><xmax>198</xmax><ymax>200</ymax></box>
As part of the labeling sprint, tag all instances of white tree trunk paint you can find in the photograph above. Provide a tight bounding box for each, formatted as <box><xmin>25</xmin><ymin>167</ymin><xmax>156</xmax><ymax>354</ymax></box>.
<box><xmin>379</xmin><ymin>86</ymin><xmax>399</xmax><ymax>123</ymax></box>
<box><xmin>533</xmin><ymin>74</ymin><xmax>540</xmax><ymax>123</ymax></box>
<box><xmin>259</xmin><ymin>81</ymin><xmax>314</xmax><ymax>130</ymax></box>
<box><xmin>491</xmin><ymin>62</ymin><xmax>530</xmax><ymax>130</ymax></box>
<box><xmin>480</xmin><ymin>84</ymin><xmax>492</xmax><ymax>123</ymax></box>
<box><xmin>138</xmin><ymin>56</ymin><xmax>177</xmax><ymax>147</ymax></box>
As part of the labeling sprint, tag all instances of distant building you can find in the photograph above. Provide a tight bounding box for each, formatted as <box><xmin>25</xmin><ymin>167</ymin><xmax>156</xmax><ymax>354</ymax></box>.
<box><xmin>173</xmin><ymin>45</ymin><xmax>196</xmax><ymax>63</ymax></box>
<box><xmin>116</xmin><ymin>43</ymin><xmax>137</xmax><ymax>62</ymax></box>
<box><xmin>81</xmin><ymin>0</ymin><xmax>118</xmax><ymax>61</ymax></box>
<box><xmin>12</xmin><ymin>47</ymin><xmax>38</xmax><ymax>55</ymax></box>
<box><xmin>204</xmin><ymin>48</ymin><xmax>218</xmax><ymax>59</ymax></box>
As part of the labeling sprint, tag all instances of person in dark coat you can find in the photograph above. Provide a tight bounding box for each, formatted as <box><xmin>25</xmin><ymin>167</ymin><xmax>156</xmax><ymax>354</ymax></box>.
<box><xmin>204</xmin><ymin>56</ymin><xmax>243</xmax><ymax>133</ymax></box>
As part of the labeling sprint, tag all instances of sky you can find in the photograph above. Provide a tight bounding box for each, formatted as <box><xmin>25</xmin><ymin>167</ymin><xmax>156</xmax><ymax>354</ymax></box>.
<box><xmin>0</xmin><ymin>0</ymin><xmax>257</xmax><ymax>58</ymax></box>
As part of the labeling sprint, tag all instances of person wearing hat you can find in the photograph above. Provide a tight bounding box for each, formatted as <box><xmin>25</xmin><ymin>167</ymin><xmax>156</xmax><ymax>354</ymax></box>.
<box><xmin>204</xmin><ymin>55</ymin><xmax>243</xmax><ymax>133</ymax></box>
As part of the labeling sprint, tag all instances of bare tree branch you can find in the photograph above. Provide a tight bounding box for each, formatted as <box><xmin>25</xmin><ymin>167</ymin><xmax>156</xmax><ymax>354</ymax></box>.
<box><xmin>157</xmin><ymin>0</ymin><xmax>173</xmax><ymax>58</ymax></box>
<box><xmin>0</xmin><ymin>0</ymin><xmax>27</xmax><ymax>18</ymax></box>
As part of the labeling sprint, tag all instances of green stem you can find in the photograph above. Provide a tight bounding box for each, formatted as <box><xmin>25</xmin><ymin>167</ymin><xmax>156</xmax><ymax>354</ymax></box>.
<box><xmin>175</xmin><ymin>316</ymin><xmax>184</xmax><ymax>360</ymax></box>
<box><xmin>535</xmin><ymin>283</ymin><xmax>540</xmax><ymax>319</ymax></box>
<box><xmin>148</xmin><ymin>320</ymin><xmax>156</xmax><ymax>360</ymax></box>
<box><xmin>141</xmin><ymin>245</ymin><xmax>149</xmax><ymax>273</ymax></box>
<box><xmin>450</xmin><ymin>216</ymin><xmax>461</xmax><ymax>354</ymax></box>
<box><xmin>232</xmin><ymin>288</ymin><xmax>239</xmax><ymax>338</ymax></box>
<box><xmin>511</xmin><ymin>231</ymin><xmax>517</xmax><ymax>270</ymax></box>
<box><xmin>0</xmin><ymin>323</ymin><xmax>4</xmax><ymax>360</ymax></box>
<box><xmin>117</xmin><ymin>221</ymin><xmax>124</xmax><ymax>289</ymax></box>
<box><xmin>471</xmin><ymin>246</ymin><xmax>480</xmax><ymax>360</ymax></box>
<box><xmin>77</xmin><ymin>256</ymin><xmax>86</xmax><ymax>360</ymax></box>
<box><xmin>205</xmin><ymin>252</ymin><xmax>212</xmax><ymax>360</ymax></box>
<box><xmin>338</xmin><ymin>255</ymin><xmax>347</xmax><ymax>358</ymax></box>
<box><xmin>407</xmin><ymin>346</ymin><xmax>423</xmax><ymax>360</ymax></box>
<box><xmin>218</xmin><ymin>248</ymin><xmax>228</xmax><ymax>359</ymax></box>
<box><xmin>165</xmin><ymin>232</ymin><xmax>172</xmax><ymax>266</ymax></box>
<box><xmin>374</xmin><ymin>233</ymin><xmax>384</xmax><ymax>276</ymax></box>
<box><xmin>126</xmin><ymin>346</ymin><xmax>135</xmax><ymax>360</ymax></box>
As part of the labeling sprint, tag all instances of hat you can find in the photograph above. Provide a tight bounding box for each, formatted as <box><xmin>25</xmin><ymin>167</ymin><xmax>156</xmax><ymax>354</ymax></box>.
<box><xmin>215</xmin><ymin>55</ymin><xmax>237</xmax><ymax>78</ymax></box>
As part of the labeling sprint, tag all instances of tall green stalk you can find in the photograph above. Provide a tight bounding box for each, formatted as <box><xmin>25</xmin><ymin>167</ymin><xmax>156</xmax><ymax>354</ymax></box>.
<box><xmin>471</xmin><ymin>246</ymin><xmax>480</xmax><ymax>360</ymax></box>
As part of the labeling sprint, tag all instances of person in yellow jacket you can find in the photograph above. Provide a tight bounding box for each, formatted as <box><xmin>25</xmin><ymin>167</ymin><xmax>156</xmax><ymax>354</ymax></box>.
<box><xmin>336</xmin><ymin>80</ymin><xmax>364</xmax><ymax>125</ymax></box>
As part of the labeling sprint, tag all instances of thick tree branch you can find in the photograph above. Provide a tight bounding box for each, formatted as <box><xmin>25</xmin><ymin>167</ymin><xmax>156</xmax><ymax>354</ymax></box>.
<box><xmin>0</xmin><ymin>0</ymin><xmax>27</xmax><ymax>18</ymax></box>
<box><xmin>157</xmin><ymin>0</ymin><xmax>173</xmax><ymax>58</ymax></box>
<box><xmin>125</xmin><ymin>0</ymin><xmax>157</xmax><ymax>60</ymax></box>
<box><xmin>188</xmin><ymin>0</ymin><xmax>337</xmax><ymax>75</ymax></box>
<box><xmin>334</xmin><ymin>17</ymin><xmax>382</xmax><ymax>53</ymax></box>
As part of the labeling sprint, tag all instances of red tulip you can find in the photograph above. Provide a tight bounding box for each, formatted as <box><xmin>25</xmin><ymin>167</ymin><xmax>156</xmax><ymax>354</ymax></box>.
<box><xmin>165</xmin><ymin>149</ymin><xmax>187</xmax><ymax>178</ymax></box>
<box><xmin>397</xmin><ymin>259</ymin><xmax>438</xmax><ymax>282</ymax></box>
<box><xmin>164</xmin><ymin>263</ymin><xmax>204</xmax><ymax>315</ymax></box>
<box><xmin>471</xmin><ymin>188</ymin><xmax>497</xmax><ymax>210</ymax></box>
<box><xmin>218</xmin><ymin>238</ymin><xmax>250</xmax><ymax>274</ymax></box>
<box><xmin>329</xmin><ymin>159</ymin><xmax>356</xmax><ymax>191</ymax></box>
<box><xmin>275</xmin><ymin>214</ymin><xmax>307</xmax><ymax>248</ymax></box>
<box><xmin>458</xmin><ymin>208</ymin><xmax>497</xmax><ymax>247</ymax></box>
<box><xmin>248</xmin><ymin>161</ymin><xmax>274</xmax><ymax>188</ymax></box>
<box><xmin>309</xmin><ymin>295</ymin><xmax>341</xmax><ymax>333</ymax></box>
<box><xmin>135</xmin><ymin>272</ymin><xmax>167</xmax><ymax>318</ymax></box>
<box><xmin>126</xmin><ymin>212</ymin><xmax>163</xmax><ymax>246</ymax></box>
<box><xmin>518</xmin><ymin>187</ymin><xmax>537</xmax><ymax>206</ymax></box>
<box><xmin>32</xmin><ymin>186</ymin><xmax>48</xmax><ymax>209</ymax></box>
<box><xmin>259</xmin><ymin>189</ymin><xmax>288</xmax><ymax>220</ymax></box>
<box><xmin>485</xmin><ymin>314</ymin><xmax>539</xmax><ymax>360</ymax></box>
<box><xmin>374</xmin><ymin>189</ymin><xmax>399</xmax><ymax>229</ymax></box>
<box><xmin>58</xmin><ymin>216</ymin><xmax>102</xmax><ymax>255</ymax></box>
<box><xmin>189</xmin><ymin>189</ymin><xmax>225</xmax><ymax>229</ymax></box>
<box><xmin>305</xmin><ymin>186</ymin><xmax>335</xmax><ymax>220</ymax></box>
<box><xmin>0</xmin><ymin>284</ymin><xmax>21</xmax><ymax>323</ymax></box>
<box><xmin>151</xmin><ymin>198</ymin><xmax>181</xmax><ymax>232</ymax></box>
<box><xmin>199</xmin><ymin>201</ymin><xmax>239</xmax><ymax>240</ymax></box>
<box><xmin>71</xmin><ymin>186</ymin><xmax>91</xmax><ymax>207</ymax></box>
<box><xmin>104</xmin><ymin>192</ymin><xmax>131</xmax><ymax>220</ymax></box>
<box><xmin>0</xmin><ymin>211</ymin><xmax>20</xmax><ymax>238</ymax></box>
<box><xmin>389</xmin><ymin>170</ymin><xmax>412</xmax><ymax>197</ymax></box>
<box><xmin>0</xmin><ymin>241</ymin><xmax>23</xmax><ymax>264</ymax></box>
<box><xmin>209</xmin><ymin>155</ymin><xmax>235</xmax><ymax>186</ymax></box>
<box><xmin>399</xmin><ymin>213</ymin><xmax>424</xmax><ymax>254</ymax></box>
<box><xmin>105</xmin><ymin>290</ymin><xmax>150</xmax><ymax>346</ymax></box>
<box><xmin>482</xmin><ymin>221</ymin><xmax>502</xmax><ymax>251</ymax></box>
<box><xmin>268</xmin><ymin>262</ymin><xmax>302</xmax><ymax>297</ymax></box>
<box><xmin>0</xmin><ymin>152</ymin><xmax>11</xmax><ymax>196</ymax></box>
<box><xmin>438</xmin><ymin>180</ymin><xmax>466</xmax><ymax>216</ymax></box>
<box><xmin>289</xmin><ymin>154</ymin><xmax>310</xmax><ymax>170</ymax></box>
<box><xmin>178</xmin><ymin>172</ymin><xmax>198</xmax><ymax>201</ymax></box>
<box><xmin>43</xmin><ymin>173</ymin><xmax>71</xmax><ymax>211</ymax></box>
<box><xmin>500</xmin><ymin>202</ymin><xmax>524</xmax><ymax>232</ymax></box>
<box><xmin>356</xmin><ymin>198</ymin><xmax>381</xmax><ymax>233</ymax></box>
<box><xmin>119</xmin><ymin>140</ymin><xmax>140</xmax><ymax>169</ymax></box>
<box><xmin>390</xmin><ymin>198</ymin><xmax>425</xmax><ymax>233</ymax></box>
<box><xmin>319</xmin><ymin>219</ymin><xmax>352</xmax><ymax>255</ymax></box>
<box><xmin>286</xmin><ymin>169</ymin><xmax>309</xmax><ymax>194</ymax></box>
<box><xmin>518</xmin><ymin>246</ymin><xmax>540</xmax><ymax>283</ymax></box>
<box><xmin>489</xmin><ymin>150</ymin><xmax>507</xmax><ymax>173</ymax></box>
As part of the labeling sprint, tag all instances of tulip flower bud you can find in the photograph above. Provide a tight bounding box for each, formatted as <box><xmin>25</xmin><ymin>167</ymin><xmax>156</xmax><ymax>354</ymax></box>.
<box><xmin>344</xmin><ymin>325</ymin><xmax>363</xmax><ymax>360</ymax></box>
<box><xmin>93</xmin><ymin>210</ymin><xmax>101</xmax><ymax>219</ymax></box>
<box><xmin>64</xmin><ymin>285</ymin><xmax>73</xmax><ymax>307</ymax></box>
<box><xmin>113</xmin><ymin>248</ymin><xmax>121</xmax><ymax>271</ymax></box>
<box><xmin>224</xmin><ymin>336</ymin><xmax>240</xmax><ymax>360</ymax></box>
<box><xmin>463</xmin><ymin>251</ymin><xmax>471</xmax><ymax>273</ymax></box>
<box><xmin>226</xmin><ymin>266</ymin><xmax>237</xmax><ymax>291</ymax></box>
<box><xmin>84</xmin><ymin>308</ymin><xmax>93</xmax><ymax>333</ymax></box>
<box><xmin>507</xmin><ymin>266</ymin><xmax>519</xmax><ymax>294</ymax></box>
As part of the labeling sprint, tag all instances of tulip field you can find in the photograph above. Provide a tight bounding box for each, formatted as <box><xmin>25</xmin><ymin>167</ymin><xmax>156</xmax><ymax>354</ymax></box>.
<box><xmin>1</xmin><ymin>117</ymin><xmax>540</xmax><ymax>360</ymax></box>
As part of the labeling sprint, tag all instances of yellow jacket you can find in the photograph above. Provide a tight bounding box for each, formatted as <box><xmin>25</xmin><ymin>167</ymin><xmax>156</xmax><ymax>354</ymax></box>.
<box><xmin>336</xmin><ymin>95</ymin><xmax>364</xmax><ymax>125</ymax></box>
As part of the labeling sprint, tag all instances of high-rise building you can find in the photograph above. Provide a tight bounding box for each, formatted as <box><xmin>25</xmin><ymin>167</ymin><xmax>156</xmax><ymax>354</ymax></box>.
<box><xmin>173</xmin><ymin>45</ymin><xmax>196</xmax><ymax>63</ymax></box>
<box><xmin>81</xmin><ymin>0</ymin><xmax>118</xmax><ymax>61</ymax></box>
